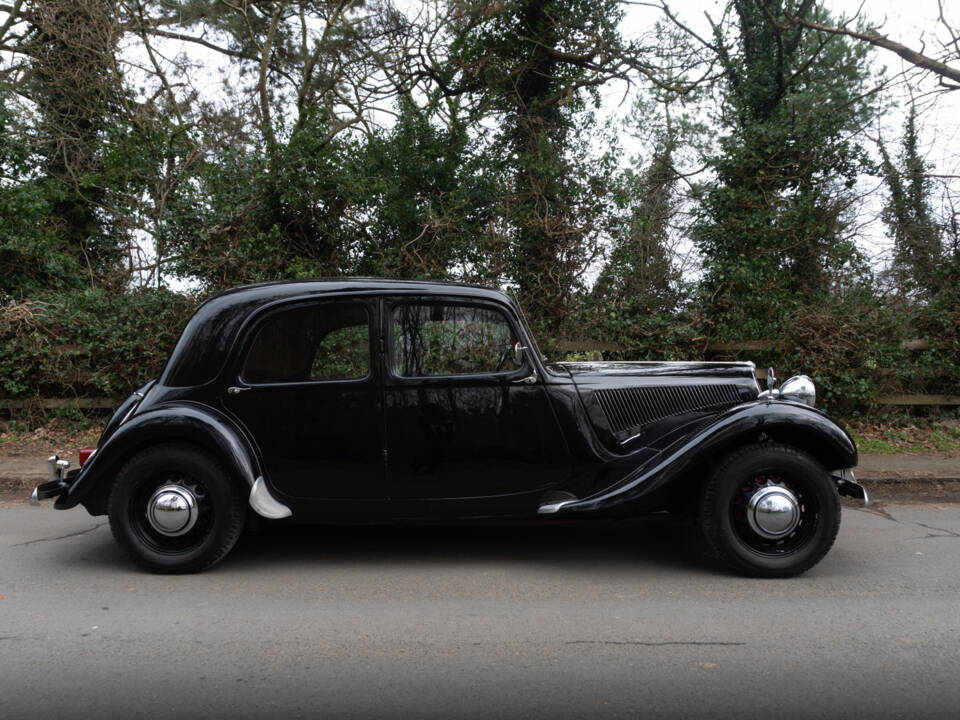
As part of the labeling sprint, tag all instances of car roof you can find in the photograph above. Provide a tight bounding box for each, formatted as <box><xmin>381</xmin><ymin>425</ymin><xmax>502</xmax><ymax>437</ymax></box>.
<box><xmin>161</xmin><ymin>278</ymin><xmax>515</xmax><ymax>387</ymax></box>
<box><xmin>208</xmin><ymin>277</ymin><xmax>508</xmax><ymax>304</ymax></box>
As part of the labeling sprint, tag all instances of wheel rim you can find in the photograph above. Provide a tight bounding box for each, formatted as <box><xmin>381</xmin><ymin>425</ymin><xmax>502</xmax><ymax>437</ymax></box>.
<box><xmin>128</xmin><ymin>472</ymin><xmax>213</xmax><ymax>555</ymax></box>
<box><xmin>746</xmin><ymin>485</ymin><xmax>800</xmax><ymax>539</ymax></box>
<box><xmin>146</xmin><ymin>485</ymin><xmax>199</xmax><ymax>537</ymax></box>
<box><xmin>730</xmin><ymin>472</ymin><xmax>820</xmax><ymax>556</ymax></box>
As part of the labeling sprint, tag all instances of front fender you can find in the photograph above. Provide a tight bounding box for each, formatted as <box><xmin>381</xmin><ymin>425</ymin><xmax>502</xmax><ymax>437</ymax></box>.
<box><xmin>55</xmin><ymin>402</ymin><xmax>261</xmax><ymax>514</ymax></box>
<box><xmin>559</xmin><ymin>400</ymin><xmax>857</xmax><ymax>514</ymax></box>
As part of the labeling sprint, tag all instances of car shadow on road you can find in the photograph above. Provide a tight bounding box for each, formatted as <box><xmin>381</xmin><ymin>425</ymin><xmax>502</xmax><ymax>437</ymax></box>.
<box><xmin>224</xmin><ymin>514</ymin><xmax>727</xmax><ymax>576</ymax></box>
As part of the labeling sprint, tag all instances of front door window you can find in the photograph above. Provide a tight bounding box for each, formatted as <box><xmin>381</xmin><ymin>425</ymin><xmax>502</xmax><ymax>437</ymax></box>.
<box><xmin>392</xmin><ymin>304</ymin><xmax>522</xmax><ymax>378</ymax></box>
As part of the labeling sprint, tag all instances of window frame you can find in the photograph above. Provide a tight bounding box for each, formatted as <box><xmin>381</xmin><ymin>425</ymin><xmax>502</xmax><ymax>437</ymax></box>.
<box><xmin>233</xmin><ymin>297</ymin><xmax>376</xmax><ymax>388</ymax></box>
<box><xmin>385</xmin><ymin>297</ymin><xmax>531</xmax><ymax>384</ymax></box>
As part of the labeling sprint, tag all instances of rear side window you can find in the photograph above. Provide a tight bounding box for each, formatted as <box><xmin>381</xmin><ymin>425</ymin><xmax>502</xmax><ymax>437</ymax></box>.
<box><xmin>242</xmin><ymin>303</ymin><xmax>370</xmax><ymax>384</ymax></box>
<box><xmin>392</xmin><ymin>303</ymin><xmax>520</xmax><ymax>377</ymax></box>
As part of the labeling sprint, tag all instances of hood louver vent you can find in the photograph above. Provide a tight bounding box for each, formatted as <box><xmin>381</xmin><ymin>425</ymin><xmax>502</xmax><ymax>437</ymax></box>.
<box><xmin>595</xmin><ymin>384</ymin><xmax>741</xmax><ymax>434</ymax></box>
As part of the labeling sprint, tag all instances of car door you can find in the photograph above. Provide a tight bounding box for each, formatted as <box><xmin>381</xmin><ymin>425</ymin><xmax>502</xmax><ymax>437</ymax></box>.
<box><xmin>223</xmin><ymin>296</ymin><xmax>386</xmax><ymax>500</ymax></box>
<box><xmin>383</xmin><ymin>296</ymin><xmax>570</xmax><ymax>503</ymax></box>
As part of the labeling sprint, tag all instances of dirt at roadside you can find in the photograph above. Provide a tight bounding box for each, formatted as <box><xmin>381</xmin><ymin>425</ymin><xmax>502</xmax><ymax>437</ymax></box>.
<box><xmin>0</xmin><ymin>420</ymin><xmax>102</xmax><ymax>504</ymax></box>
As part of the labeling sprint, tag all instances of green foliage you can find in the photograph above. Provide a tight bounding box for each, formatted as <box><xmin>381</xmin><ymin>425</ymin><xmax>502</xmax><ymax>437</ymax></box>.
<box><xmin>694</xmin><ymin>1</ymin><xmax>876</xmax><ymax>339</ymax></box>
<box><xmin>166</xmin><ymin>107</ymin><xmax>360</xmax><ymax>290</ymax></box>
<box><xmin>0</xmin><ymin>87</ymin><xmax>83</xmax><ymax>297</ymax></box>
<box><xmin>880</xmin><ymin>104</ymin><xmax>946</xmax><ymax>298</ymax></box>
<box><xmin>447</xmin><ymin>0</ymin><xmax>628</xmax><ymax>332</ymax></box>
<box><xmin>351</xmin><ymin>97</ymin><xmax>494</xmax><ymax>280</ymax></box>
<box><xmin>0</xmin><ymin>288</ymin><xmax>194</xmax><ymax>399</ymax></box>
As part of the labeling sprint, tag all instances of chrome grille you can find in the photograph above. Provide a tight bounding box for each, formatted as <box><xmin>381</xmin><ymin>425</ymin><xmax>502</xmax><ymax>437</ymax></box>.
<box><xmin>595</xmin><ymin>384</ymin><xmax>741</xmax><ymax>434</ymax></box>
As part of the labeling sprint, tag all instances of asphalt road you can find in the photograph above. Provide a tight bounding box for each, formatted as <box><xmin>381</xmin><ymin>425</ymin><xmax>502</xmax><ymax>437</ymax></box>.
<box><xmin>2</xmin><ymin>501</ymin><xmax>959</xmax><ymax>720</ymax></box>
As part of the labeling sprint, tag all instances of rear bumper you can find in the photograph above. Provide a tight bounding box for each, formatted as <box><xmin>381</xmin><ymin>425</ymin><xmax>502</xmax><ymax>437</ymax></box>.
<box><xmin>30</xmin><ymin>456</ymin><xmax>79</xmax><ymax>506</ymax></box>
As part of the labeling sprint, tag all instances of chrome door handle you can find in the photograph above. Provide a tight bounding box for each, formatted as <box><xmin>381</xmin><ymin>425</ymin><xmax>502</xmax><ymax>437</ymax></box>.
<box><xmin>227</xmin><ymin>386</ymin><xmax>251</xmax><ymax>394</ymax></box>
<box><xmin>514</xmin><ymin>369</ymin><xmax>538</xmax><ymax>385</ymax></box>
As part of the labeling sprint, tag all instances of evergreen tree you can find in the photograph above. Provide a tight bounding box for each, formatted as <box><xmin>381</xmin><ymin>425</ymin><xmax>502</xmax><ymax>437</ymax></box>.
<box><xmin>879</xmin><ymin>104</ymin><xmax>943</xmax><ymax>298</ymax></box>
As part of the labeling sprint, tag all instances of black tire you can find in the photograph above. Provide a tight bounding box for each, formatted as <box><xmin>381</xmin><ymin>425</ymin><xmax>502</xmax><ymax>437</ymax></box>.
<box><xmin>699</xmin><ymin>443</ymin><xmax>840</xmax><ymax>578</ymax></box>
<box><xmin>107</xmin><ymin>443</ymin><xmax>245</xmax><ymax>573</ymax></box>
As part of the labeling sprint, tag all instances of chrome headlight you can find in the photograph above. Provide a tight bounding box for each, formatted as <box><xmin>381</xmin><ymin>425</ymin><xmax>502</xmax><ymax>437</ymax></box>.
<box><xmin>779</xmin><ymin>375</ymin><xmax>815</xmax><ymax>407</ymax></box>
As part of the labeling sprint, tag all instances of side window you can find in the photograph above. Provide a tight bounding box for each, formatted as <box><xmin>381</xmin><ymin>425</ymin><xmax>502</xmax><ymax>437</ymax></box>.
<box><xmin>242</xmin><ymin>303</ymin><xmax>370</xmax><ymax>384</ymax></box>
<box><xmin>393</xmin><ymin>303</ymin><xmax>522</xmax><ymax>377</ymax></box>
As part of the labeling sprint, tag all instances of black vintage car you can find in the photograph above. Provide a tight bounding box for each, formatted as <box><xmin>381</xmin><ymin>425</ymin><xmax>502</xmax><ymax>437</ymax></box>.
<box><xmin>32</xmin><ymin>279</ymin><xmax>868</xmax><ymax>576</ymax></box>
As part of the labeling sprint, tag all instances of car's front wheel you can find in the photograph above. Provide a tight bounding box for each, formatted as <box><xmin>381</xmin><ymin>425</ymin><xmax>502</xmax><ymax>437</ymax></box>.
<box><xmin>699</xmin><ymin>443</ymin><xmax>841</xmax><ymax>578</ymax></box>
<box><xmin>107</xmin><ymin>443</ymin><xmax>245</xmax><ymax>573</ymax></box>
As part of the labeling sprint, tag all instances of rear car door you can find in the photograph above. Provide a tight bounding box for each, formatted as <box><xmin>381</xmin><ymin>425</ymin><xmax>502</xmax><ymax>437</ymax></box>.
<box><xmin>383</xmin><ymin>296</ymin><xmax>570</xmax><ymax>504</ymax></box>
<box><xmin>224</xmin><ymin>296</ymin><xmax>386</xmax><ymax>500</ymax></box>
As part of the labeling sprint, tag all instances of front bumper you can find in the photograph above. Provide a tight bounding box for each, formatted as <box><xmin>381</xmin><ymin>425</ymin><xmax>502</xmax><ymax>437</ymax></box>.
<box><xmin>30</xmin><ymin>456</ymin><xmax>79</xmax><ymax>505</ymax></box>
<box><xmin>832</xmin><ymin>468</ymin><xmax>870</xmax><ymax>505</ymax></box>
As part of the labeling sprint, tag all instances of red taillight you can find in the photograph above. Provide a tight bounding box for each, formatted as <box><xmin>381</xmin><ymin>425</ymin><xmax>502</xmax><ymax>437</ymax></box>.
<box><xmin>79</xmin><ymin>447</ymin><xmax>96</xmax><ymax>466</ymax></box>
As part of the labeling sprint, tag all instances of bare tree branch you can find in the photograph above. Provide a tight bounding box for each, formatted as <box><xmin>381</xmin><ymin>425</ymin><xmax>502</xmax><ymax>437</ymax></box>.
<box><xmin>782</xmin><ymin>4</ymin><xmax>960</xmax><ymax>88</ymax></box>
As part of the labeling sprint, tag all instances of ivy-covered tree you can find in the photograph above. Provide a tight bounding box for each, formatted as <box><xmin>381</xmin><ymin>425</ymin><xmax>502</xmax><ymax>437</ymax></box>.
<box><xmin>686</xmin><ymin>0</ymin><xmax>877</xmax><ymax>339</ymax></box>
<box><xmin>351</xmin><ymin>96</ymin><xmax>494</xmax><ymax>280</ymax></box>
<box><xmin>26</xmin><ymin>0</ymin><xmax>127</xmax><ymax>283</ymax></box>
<box><xmin>0</xmin><ymin>86</ymin><xmax>80</xmax><ymax>297</ymax></box>
<box><xmin>594</xmin><ymin>139</ymin><xmax>679</xmax><ymax>312</ymax></box>
<box><xmin>879</xmin><ymin>104</ymin><xmax>943</xmax><ymax>299</ymax></box>
<box><xmin>400</xmin><ymin>0</ymin><xmax>634</xmax><ymax>334</ymax></box>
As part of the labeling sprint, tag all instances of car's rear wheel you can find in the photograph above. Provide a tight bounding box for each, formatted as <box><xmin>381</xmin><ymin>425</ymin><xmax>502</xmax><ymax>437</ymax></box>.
<box><xmin>699</xmin><ymin>443</ymin><xmax>840</xmax><ymax>578</ymax></box>
<box><xmin>107</xmin><ymin>443</ymin><xmax>245</xmax><ymax>573</ymax></box>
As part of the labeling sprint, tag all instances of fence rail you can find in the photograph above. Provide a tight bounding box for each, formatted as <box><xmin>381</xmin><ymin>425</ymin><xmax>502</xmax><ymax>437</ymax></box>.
<box><xmin>0</xmin><ymin>398</ymin><xmax>120</xmax><ymax>410</ymax></box>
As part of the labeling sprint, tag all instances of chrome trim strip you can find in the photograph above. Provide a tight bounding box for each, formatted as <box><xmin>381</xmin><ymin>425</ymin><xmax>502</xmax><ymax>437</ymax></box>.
<box><xmin>537</xmin><ymin>499</ymin><xmax>575</xmax><ymax>515</ymax></box>
<box><xmin>248</xmin><ymin>476</ymin><xmax>292</xmax><ymax>519</ymax></box>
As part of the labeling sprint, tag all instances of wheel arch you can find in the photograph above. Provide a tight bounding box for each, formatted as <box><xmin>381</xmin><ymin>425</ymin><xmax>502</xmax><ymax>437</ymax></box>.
<box><xmin>56</xmin><ymin>403</ymin><xmax>261</xmax><ymax>516</ymax></box>
<box><xmin>561</xmin><ymin>401</ymin><xmax>857</xmax><ymax>514</ymax></box>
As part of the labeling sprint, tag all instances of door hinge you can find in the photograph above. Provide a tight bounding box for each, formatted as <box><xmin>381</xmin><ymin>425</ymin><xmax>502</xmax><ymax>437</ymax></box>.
<box><xmin>379</xmin><ymin>337</ymin><xmax>385</xmax><ymax>354</ymax></box>
<box><xmin>382</xmin><ymin>449</ymin><xmax>388</xmax><ymax>467</ymax></box>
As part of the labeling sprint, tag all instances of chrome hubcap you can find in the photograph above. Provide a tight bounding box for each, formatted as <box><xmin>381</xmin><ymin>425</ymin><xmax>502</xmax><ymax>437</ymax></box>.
<box><xmin>146</xmin><ymin>484</ymin><xmax>199</xmax><ymax>537</ymax></box>
<box><xmin>746</xmin><ymin>485</ymin><xmax>800</xmax><ymax>539</ymax></box>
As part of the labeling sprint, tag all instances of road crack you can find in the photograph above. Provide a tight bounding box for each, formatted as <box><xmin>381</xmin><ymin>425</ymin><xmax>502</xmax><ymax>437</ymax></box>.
<box><xmin>911</xmin><ymin>521</ymin><xmax>960</xmax><ymax>538</ymax></box>
<box><xmin>14</xmin><ymin>522</ymin><xmax>107</xmax><ymax>546</ymax></box>
<box><xmin>856</xmin><ymin>504</ymin><xmax>900</xmax><ymax>523</ymax></box>
<box><xmin>565</xmin><ymin>640</ymin><xmax>745</xmax><ymax>647</ymax></box>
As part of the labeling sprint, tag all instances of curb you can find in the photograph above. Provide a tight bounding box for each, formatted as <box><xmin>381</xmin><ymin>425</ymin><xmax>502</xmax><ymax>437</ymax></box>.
<box><xmin>859</xmin><ymin>475</ymin><xmax>960</xmax><ymax>484</ymax></box>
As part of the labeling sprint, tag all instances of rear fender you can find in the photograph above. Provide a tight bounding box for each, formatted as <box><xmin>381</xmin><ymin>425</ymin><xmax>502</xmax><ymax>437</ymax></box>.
<box><xmin>558</xmin><ymin>401</ymin><xmax>857</xmax><ymax>514</ymax></box>
<box><xmin>55</xmin><ymin>402</ymin><xmax>261</xmax><ymax>515</ymax></box>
